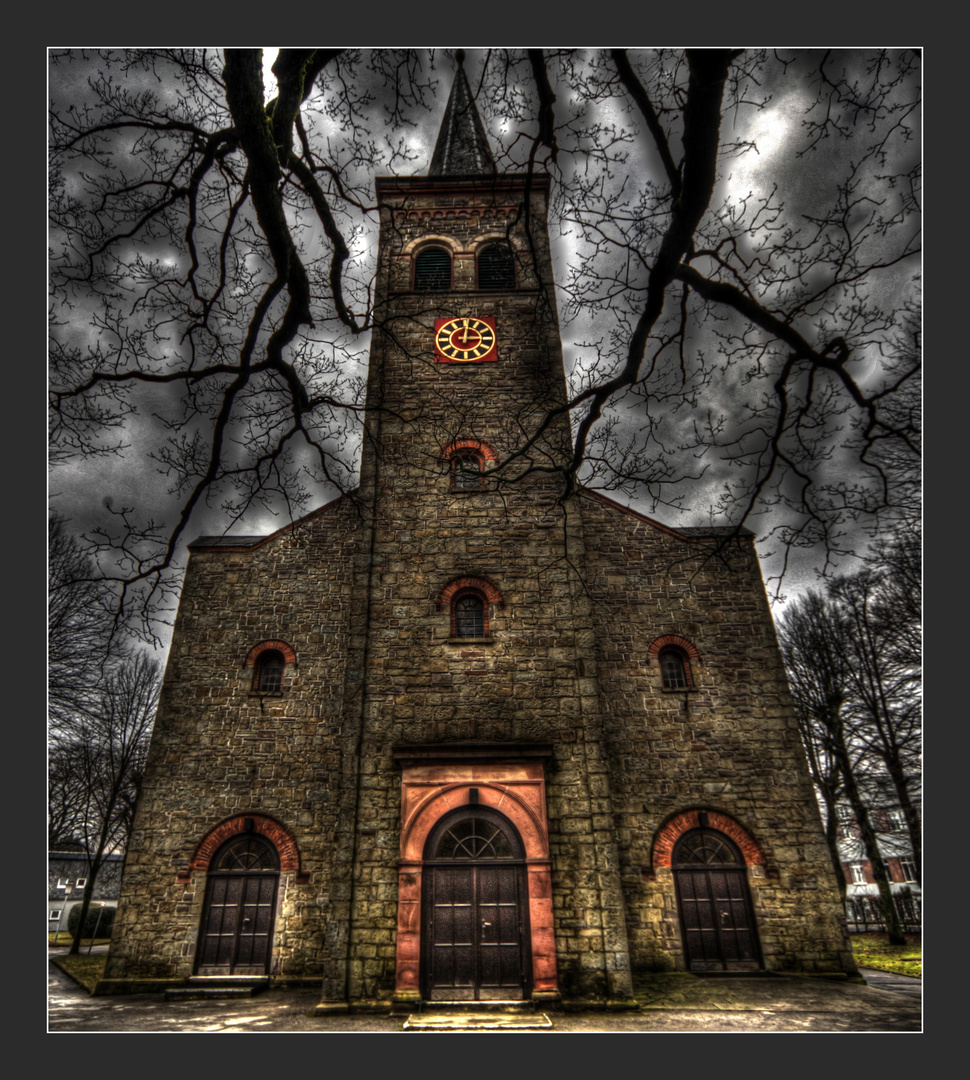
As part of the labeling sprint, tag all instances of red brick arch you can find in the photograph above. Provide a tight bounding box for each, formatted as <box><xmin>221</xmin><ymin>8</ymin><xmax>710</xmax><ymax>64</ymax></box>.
<box><xmin>442</xmin><ymin>438</ymin><xmax>499</xmax><ymax>462</ymax></box>
<box><xmin>189</xmin><ymin>814</ymin><xmax>301</xmax><ymax>875</ymax></box>
<box><xmin>651</xmin><ymin>809</ymin><xmax>765</xmax><ymax>870</ymax></box>
<box><xmin>244</xmin><ymin>640</ymin><xmax>297</xmax><ymax>666</ymax></box>
<box><xmin>436</xmin><ymin>576</ymin><xmax>504</xmax><ymax>608</ymax></box>
<box><xmin>647</xmin><ymin>634</ymin><xmax>701</xmax><ymax>661</ymax></box>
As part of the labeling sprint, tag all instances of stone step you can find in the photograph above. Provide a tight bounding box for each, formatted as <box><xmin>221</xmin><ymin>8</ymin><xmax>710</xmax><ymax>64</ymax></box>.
<box><xmin>165</xmin><ymin>976</ymin><xmax>270</xmax><ymax>1001</ymax></box>
<box><xmin>404</xmin><ymin>1012</ymin><xmax>553</xmax><ymax>1031</ymax></box>
<box><xmin>418</xmin><ymin>999</ymin><xmax>537</xmax><ymax>1012</ymax></box>
<box><xmin>165</xmin><ymin>986</ymin><xmax>263</xmax><ymax>1001</ymax></box>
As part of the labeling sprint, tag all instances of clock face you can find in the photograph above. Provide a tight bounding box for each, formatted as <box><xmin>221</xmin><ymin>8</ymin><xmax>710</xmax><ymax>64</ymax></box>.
<box><xmin>434</xmin><ymin>317</ymin><xmax>498</xmax><ymax>363</ymax></box>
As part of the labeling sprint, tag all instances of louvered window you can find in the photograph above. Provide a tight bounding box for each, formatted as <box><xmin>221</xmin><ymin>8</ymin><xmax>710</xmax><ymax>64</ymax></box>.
<box><xmin>414</xmin><ymin>246</ymin><xmax>451</xmax><ymax>291</ymax></box>
<box><xmin>478</xmin><ymin>243</ymin><xmax>515</xmax><ymax>289</ymax></box>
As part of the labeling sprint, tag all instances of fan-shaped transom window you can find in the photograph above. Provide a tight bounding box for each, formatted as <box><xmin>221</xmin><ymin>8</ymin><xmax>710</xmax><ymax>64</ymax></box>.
<box><xmin>478</xmin><ymin>243</ymin><xmax>515</xmax><ymax>290</ymax></box>
<box><xmin>211</xmin><ymin>834</ymin><xmax>280</xmax><ymax>873</ymax></box>
<box><xmin>426</xmin><ymin>807</ymin><xmax>525</xmax><ymax>861</ymax></box>
<box><xmin>454</xmin><ymin>592</ymin><xmax>485</xmax><ymax>637</ymax></box>
<box><xmin>414</xmin><ymin>246</ymin><xmax>451</xmax><ymax>291</ymax></box>
<box><xmin>673</xmin><ymin>829</ymin><xmax>742</xmax><ymax>866</ymax></box>
<box><xmin>254</xmin><ymin>649</ymin><xmax>285</xmax><ymax>693</ymax></box>
<box><xmin>659</xmin><ymin>647</ymin><xmax>691</xmax><ymax>690</ymax></box>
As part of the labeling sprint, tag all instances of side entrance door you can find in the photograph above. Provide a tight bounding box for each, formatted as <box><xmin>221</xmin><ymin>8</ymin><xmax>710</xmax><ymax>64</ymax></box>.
<box><xmin>422</xmin><ymin>807</ymin><xmax>531</xmax><ymax>1000</ymax></box>
<box><xmin>673</xmin><ymin>828</ymin><xmax>762</xmax><ymax>972</ymax></box>
<box><xmin>196</xmin><ymin>834</ymin><xmax>280</xmax><ymax>976</ymax></box>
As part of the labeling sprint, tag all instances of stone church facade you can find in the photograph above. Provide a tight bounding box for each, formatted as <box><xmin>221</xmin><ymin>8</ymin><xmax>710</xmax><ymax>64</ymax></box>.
<box><xmin>101</xmin><ymin>57</ymin><xmax>855</xmax><ymax>1007</ymax></box>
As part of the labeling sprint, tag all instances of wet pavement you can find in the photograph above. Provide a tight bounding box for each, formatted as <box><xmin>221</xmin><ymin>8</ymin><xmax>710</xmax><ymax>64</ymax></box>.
<box><xmin>48</xmin><ymin>952</ymin><xmax>921</xmax><ymax>1033</ymax></box>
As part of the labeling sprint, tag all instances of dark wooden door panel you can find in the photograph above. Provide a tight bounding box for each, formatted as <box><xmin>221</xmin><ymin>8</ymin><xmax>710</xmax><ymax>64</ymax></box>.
<box><xmin>197</xmin><ymin>872</ymin><xmax>278</xmax><ymax>975</ymax></box>
<box><xmin>676</xmin><ymin>867</ymin><xmax>760</xmax><ymax>971</ymax></box>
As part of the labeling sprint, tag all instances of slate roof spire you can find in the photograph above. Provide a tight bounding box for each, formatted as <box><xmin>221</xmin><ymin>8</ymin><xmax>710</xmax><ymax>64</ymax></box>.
<box><xmin>428</xmin><ymin>50</ymin><xmax>497</xmax><ymax>177</ymax></box>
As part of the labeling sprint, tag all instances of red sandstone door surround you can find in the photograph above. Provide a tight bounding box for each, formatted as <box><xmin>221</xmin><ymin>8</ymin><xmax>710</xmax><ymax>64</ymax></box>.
<box><xmin>391</xmin><ymin>744</ymin><xmax>559</xmax><ymax>1004</ymax></box>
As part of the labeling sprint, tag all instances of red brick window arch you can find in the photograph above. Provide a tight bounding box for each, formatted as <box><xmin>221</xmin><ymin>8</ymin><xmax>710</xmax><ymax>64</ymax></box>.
<box><xmin>245</xmin><ymin>640</ymin><xmax>297</xmax><ymax>693</ymax></box>
<box><xmin>648</xmin><ymin>635</ymin><xmax>700</xmax><ymax>690</ymax></box>
<box><xmin>443</xmin><ymin>438</ymin><xmax>497</xmax><ymax>491</ymax></box>
<box><xmin>437</xmin><ymin>577</ymin><xmax>503</xmax><ymax>639</ymax></box>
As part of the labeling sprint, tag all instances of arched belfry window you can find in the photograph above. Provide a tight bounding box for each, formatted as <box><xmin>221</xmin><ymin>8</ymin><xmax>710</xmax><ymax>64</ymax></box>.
<box><xmin>414</xmin><ymin>246</ymin><xmax>452</xmax><ymax>291</ymax></box>
<box><xmin>254</xmin><ymin>650</ymin><xmax>285</xmax><ymax>693</ymax></box>
<box><xmin>478</xmin><ymin>243</ymin><xmax>515</xmax><ymax>290</ymax></box>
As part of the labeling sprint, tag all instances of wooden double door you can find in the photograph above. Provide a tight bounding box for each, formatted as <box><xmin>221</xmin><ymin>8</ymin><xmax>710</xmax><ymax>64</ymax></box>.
<box><xmin>673</xmin><ymin>828</ymin><xmax>762</xmax><ymax>972</ymax></box>
<box><xmin>196</xmin><ymin>834</ymin><xmax>279</xmax><ymax>976</ymax></box>
<box><xmin>422</xmin><ymin>808</ymin><xmax>531</xmax><ymax>1000</ymax></box>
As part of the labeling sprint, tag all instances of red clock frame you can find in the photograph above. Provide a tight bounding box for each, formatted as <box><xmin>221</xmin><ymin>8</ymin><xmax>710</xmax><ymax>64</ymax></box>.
<box><xmin>434</xmin><ymin>316</ymin><xmax>498</xmax><ymax>364</ymax></box>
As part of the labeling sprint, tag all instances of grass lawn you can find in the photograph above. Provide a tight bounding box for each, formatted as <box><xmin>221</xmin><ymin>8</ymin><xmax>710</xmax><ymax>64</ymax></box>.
<box><xmin>851</xmin><ymin>932</ymin><xmax>921</xmax><ymax>978</ymax></box>
<box><xmin>53</xmin><ymin>953</ymin><xmax>108</xmax><ymax>993</ymax></box>
<box><xmin>49</xmin><ymin>933</ymin><xmax>112</xmax><ymax>947</ymax></box>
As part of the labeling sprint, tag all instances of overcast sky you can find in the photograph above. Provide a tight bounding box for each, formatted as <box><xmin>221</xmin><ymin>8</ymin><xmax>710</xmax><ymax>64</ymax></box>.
<box><xmin>49</xmin><ymin>48</ymin><xmax>920</xmax><ymax>653</ymax></box>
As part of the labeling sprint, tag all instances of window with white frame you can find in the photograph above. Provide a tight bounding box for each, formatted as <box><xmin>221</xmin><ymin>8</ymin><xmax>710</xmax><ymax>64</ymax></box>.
<box><xmin>50</xmin><ymin>909</ymin><xmax>62</xmax><ymax>921</ymax></box>
<box><xmin>56</xmin><ymin>878</ymin><xmax>70</xmax><ymax>890</ymax></box>
<box><xmin>899</xmin><ymin>859</ymin><xmax>917</xmax><ymax>881</ymax></box>
<box><xmin>886</xmin><ymin>808</ymin><xmax>907</xmax><ymax>831</ymax></box>
<box><xmin>76</xmin><ymin>878</ymin><xmax>87</xmax><ymax>888</ymax></box>
<box><xmin>850</xmin><ymin>864</ymin><xmax>867</xmax><ymax>884</ymax></box>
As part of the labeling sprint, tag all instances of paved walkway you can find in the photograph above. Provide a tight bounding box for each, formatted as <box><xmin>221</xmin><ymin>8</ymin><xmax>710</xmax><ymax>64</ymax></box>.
<box><xmin>48</xmin><ymin>956</ymin><xmax>921</xmax><ymax>1033</ymax></box>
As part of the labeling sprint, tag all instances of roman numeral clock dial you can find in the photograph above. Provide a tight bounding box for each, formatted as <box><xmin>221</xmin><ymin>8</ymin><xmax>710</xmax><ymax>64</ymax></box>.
<box><xmin>434</xmin><ymin>317</ymin><xmax>498</xmax><ymax>363</ymax></box>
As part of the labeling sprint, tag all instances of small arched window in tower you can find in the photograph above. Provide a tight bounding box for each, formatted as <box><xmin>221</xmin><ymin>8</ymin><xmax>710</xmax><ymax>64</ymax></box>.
<box><xmin>414</xmin><ymin>246</ymin><xmax>452</xmax><ymax>291</ymax></box>
<box><xmin>454</xmin><ymin>591</ymin><xmax>486</xmax><ymax>638</ymax></box>
<box><xmin>254</xmin><ymin>649</ymin><xmax>285</xmax><ymax>693</ymax></box>
<box><xmin>478</xmin><ymin>243</ymin><xmax>515</xmax><ymax>290</ymax></box>
<box><xmin>451</xmin><ymin>449</ymin><xmax>484</xmax><ymax>490</ymax></box>
<box><xmin>659</xmin><ymin>647</ymin><xmax>692</xmax><ymax>691</ymax></box>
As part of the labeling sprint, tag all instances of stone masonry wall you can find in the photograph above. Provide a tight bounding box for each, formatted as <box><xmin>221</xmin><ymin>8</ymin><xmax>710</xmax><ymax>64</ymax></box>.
<box><xmin>577</xmin><ymin>493</ymin><xmax>854</xmax><ymax>974</ymax></box>
<box><xmin>106</xmin><ymin>494</ymin><xmax>365</xmax><ymax>980</ymax></box>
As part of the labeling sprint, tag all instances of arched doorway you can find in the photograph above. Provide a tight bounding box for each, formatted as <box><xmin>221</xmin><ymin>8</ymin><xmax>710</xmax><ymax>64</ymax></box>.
<box><xmin>673</xmin><ymin>828</ymin><xmax>762</xmax><ymax>972</ymax></box>
<box><xmin>196</xmin><ymin>833</ymin><xmax>280</xmax><ymax>975</ymax></box>
<box><xmin>421</xmin><ymin>806</ymin><xmax>532</xmax><ymax>1001</ymax></box>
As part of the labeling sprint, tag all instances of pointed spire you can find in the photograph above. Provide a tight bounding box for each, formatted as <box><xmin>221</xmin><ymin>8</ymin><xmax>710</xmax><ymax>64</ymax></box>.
<box><xmin>429</xmin><ymin>50</ymin><xmax>496</xmax><ymax>177</ymax></box>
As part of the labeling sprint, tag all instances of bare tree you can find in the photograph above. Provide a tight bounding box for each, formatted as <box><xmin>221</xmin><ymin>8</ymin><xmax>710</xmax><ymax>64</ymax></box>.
<box><xmin>49</xmin><ymin>49</ymin><xmax>920</xmax><ymax>632</ymax></box>
<box><xmin>778</xmin><ymin>574</ymin><xmax>920</xmax><ymax>944</ymax></box>
<box><xmin>48</xmin><ymin>741</ymin><xmax>88</xmax><ymax>849</ymax></box>
<box><xmin>48</xmin><ymin>514</ymin><xmax>121</xmax><ymax>724</ymax></box>
<box><xmin>833</xmin><ymin>557</ymin><xmax>921</xmax><ymax>884</ymax></box>
<box><xmin>52</xmin><ymin>653</ymin><xmax>161</xmax><ymax>954</ymax></box>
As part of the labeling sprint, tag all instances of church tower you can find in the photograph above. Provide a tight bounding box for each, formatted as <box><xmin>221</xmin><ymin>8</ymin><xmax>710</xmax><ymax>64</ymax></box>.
<box><xmin>102</xmin><ymin>54</ymin><xmax>855</xmax><ymax>1008</ymax></box>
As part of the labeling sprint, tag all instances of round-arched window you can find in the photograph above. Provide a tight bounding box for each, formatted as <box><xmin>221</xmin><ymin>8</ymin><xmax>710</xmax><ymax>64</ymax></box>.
<box><xmin>254</xmin><ymin>649</ymin><xmax>285</xmax><ymax>693</ymax></box>
<box><xmin>454</xmin><ymin>592</ymin><xmax>486</xmax><ymax>637</ymax></box>
<box><xmin>478</xmin><ymin>243</ymin><xmax>515</xmax><ymax>290</ymax></box>
<box><xmin>414</xmin><ymin>246</ymin><xmax>452</xmax><ymax>291</ymax></box>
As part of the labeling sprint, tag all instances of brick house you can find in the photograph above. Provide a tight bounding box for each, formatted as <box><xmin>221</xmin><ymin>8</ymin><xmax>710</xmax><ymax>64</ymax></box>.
<box><xmin>102</xmin><ymin>55</ymin><xmax>855</xmax><ymax>1006</ymax></box>
<box><xmin>837</xmin><ymin>777</ymin><xmax>921</xmax><ymax>932</ymax></box>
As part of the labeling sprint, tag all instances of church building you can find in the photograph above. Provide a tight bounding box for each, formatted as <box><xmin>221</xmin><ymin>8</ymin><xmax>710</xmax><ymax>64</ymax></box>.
<box><xmin>101</xmin><ymin>56</ymin><xmax>855</xmax><ymax>1008</ymax></box>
